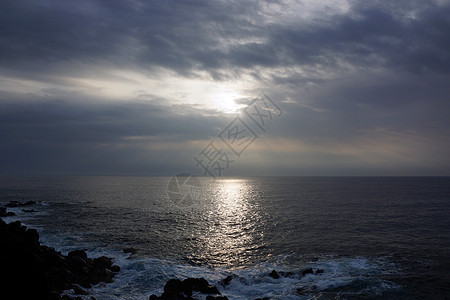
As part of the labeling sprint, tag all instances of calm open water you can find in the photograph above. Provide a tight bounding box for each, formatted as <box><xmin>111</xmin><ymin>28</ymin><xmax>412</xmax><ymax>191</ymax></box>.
<box><xmin>1</xmin><ymin>176</ymin><xmax>450</xmax><ymax>299</ymax></box>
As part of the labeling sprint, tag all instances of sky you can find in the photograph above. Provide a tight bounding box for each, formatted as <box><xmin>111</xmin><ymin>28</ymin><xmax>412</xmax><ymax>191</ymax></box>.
<box><xmin>1</xmin><ymin>0</ymin><xmax>449</xmax><ymax>176</ymax></box>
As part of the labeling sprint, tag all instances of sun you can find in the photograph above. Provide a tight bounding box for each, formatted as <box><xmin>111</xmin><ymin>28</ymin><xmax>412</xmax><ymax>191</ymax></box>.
<box><xmin>210</xmin><ymin>89</ymin><xmax>246</xmax><ymax>114</ymax></box>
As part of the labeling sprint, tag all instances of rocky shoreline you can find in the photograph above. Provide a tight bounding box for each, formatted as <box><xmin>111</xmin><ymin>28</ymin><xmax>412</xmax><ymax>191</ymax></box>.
<box><xmin>1</xmin><ymin>203</ymin><xmax>326</xmax><ymax>300</ymax></box>
<box><xmin>149</xmin><ymin>277</ymin><xmax>228</xmax><ymax>300</ymax></box>
<box><xmin>0</xmin><ymin>204</ymin><xmax>120</xmax><ymax>300</ymax></box>
<box><xmin>148</xmin><ymin>267</ymin><xmax>325</xmax><ymax>300</ymax></box>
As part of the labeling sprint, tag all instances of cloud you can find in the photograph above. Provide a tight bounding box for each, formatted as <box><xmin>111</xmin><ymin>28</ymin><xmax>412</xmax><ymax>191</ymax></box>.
<box><xmin>0</xmin><ymin>91</ymin><xmax>236</xmax><ymax>174</ymax></box>
<box><xmin>1</xmin><ymin>0</ymin><xmax>449</xmax><ymax>76</ymax></box>
<box><xmin>1</xmin><ymin>0</ymin><xmax>449</xmax><ymax>175</ymax></box>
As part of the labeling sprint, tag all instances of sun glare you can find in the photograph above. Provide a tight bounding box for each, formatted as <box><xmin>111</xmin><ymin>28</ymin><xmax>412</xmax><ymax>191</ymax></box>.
<box><xmin>210</xmin><ymin>89</ymin><xmax>246</xmax><ymax>114</ymax></box>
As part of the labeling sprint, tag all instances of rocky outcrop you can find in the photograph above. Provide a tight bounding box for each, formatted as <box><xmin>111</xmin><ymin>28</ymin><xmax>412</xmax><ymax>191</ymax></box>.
<box><xmin>219</xmin><ymin>274</ymin><xmax>237</xmax><ymax>287</ymax></box>
<box><xmin>149</xmin><ymin>277</ymin><xmax>228</xmax><ymax>300</ymax></box>
<box><xmin>0</xmin><ymin>206</ymin><xmax>16</xmax><ymax>216</ymax></box>
<box><xmin>149</xmin><ymin>267</ymin><xmax>326</xmax><ymax>300</ymax></box>
<box><xmin>123</xmin><ymin>247</ymin><xmax>137</xmax><ymax>254</ymax></box>
<box><xmin>5</xmin><ymin>200</ymin><xmax>36</xmax><ymax>207</ymax></box>
<box><xmin>301</xmin><ymin>268</ymin><xmax>313</xmax><ymax>276</ymax></box>
<box><xmin>266</xmin><ymin>267</ymin><xmax>324</xmax><ymax>280</ymax></box>
<box><xmin>269</xmin><ymin>269</ymin><xmax>280</xmax><ymax>279</ymax></box>
<box><xmin>0</xmin><ymin>219</ymin><xmax>120</xmax><ymax>299</ymax></box>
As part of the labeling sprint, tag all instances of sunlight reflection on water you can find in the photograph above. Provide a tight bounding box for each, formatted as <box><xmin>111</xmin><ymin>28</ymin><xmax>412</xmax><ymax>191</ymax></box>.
<box><xmin>189</xmin><ymin>178</ymin><xmax>266</xmax><ymax>266</ymax></box>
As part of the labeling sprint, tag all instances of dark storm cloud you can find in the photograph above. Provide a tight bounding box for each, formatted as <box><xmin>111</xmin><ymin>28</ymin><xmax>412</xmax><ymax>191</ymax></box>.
<box><xmin>1</xmin><ymin>0</ymin><xmax>449</xmax><ymax>78</ymax></box>
<box><xmin>1</xmin><ymin>0</ymin><xmax>450</xmax><ymax>175</ymax></box>
<box><xmin>0</xmin><ymin>0</ymin><xmax>255</xmax><ymax>78</ymax></box>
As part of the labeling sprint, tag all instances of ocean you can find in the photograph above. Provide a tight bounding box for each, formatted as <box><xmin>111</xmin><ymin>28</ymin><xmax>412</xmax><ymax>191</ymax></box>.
<box><xmin>1</xmin><ymin>176</ymin><xmax>449</xmax><ymax>299</ymax></box>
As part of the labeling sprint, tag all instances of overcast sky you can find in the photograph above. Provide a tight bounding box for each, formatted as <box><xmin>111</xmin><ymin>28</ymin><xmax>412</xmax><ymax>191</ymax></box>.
<box><xmin>1</xmin><ymin>0</ymin><xmax>449</xmax><ymax>176</ymax></box>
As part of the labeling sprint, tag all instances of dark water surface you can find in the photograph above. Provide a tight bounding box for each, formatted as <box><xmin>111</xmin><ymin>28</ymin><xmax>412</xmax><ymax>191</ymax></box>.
<box><xmin>1</xmin><ymin>176</ymin><xmax>449</xmax><ymax>299</ymax></box>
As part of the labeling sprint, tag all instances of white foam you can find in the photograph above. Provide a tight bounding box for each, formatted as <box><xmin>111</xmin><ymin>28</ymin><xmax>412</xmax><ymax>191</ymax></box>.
<box><xmin>4</xmin><ymin>202</ymin><xmax>400</xmax><ymax>299</ymax></box>
<box><xmin>83</xmin><ymin>256</ymin><xmax>400</xmax><ymax>300</ymax></box>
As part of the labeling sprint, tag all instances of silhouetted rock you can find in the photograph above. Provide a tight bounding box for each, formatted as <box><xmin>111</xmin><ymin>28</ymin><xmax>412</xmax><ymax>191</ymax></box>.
<box><xmin>23</xmin><ymin>209</ymin><xmax>38</xmax><ymax>213</ymax></box>
<box><xmin>93</xmin><ymin>255</ymin><xmax>112</xmax><ymax>269</ymax></box>
<box><xmin>269</xmin><ymin>269</ymin><xmax>280</xmax><ymax>279</ymax></box>
<box><xmin>301</xmin><ymin>268</ymin><xmax>313</xmax><ymax>276</ymax></box>
<box><xmin>297</xmin><ymin>287</ymin><xmax>310</xmax><ymax>294</ymax></box>
<box><xmin>164</xmin><ymin>279</ymin><xmax>184</xmax><ymax>295</ymax></box>
<box><xmin>150</xmin><ymin>277</ymin><xmax>223</xmax><ymax>300</ymax></box>
<box><xmin>0</xmin><ymin>206</ymin><xmax>16</xmax><ymax>217</ymax></box>
<box><xmin>206</xmin><ymin>296</ymin><xmax>229</xmax><ymax>300</ymax></box>
<box><xmin>69</xmin><ymin>249</ymin><xmax>88</xmax><ymax>259</ymax></box>
<box><xmin>123</xmin><ymin>247</ymin><xmax>137</xmax><ymax>254</ymax></box>
<box><xmin>111</xmin><ymin>265</ymin><xmax>121</xmax><ymax>272</ymax></box>
<box><xmin>183</xmin><ymin>278</ymin><xmax>220</xmax><ymax>294</ymax></box>
<box><xmin>5</xmin><ymin>201</ymin><xmax>22</xmax><ymax>207</ymax></box>
<box><xmin>0</xmin><ymin>218</ymin><xmax>119</xmax><ymax>299</ymax></box>
<box><xmin>5</xmin><ymin>200</ymin><xmax>36</xmax><ymax>207</ymax></box>
<box><xmin>279</xmin><ymin>271</ymin><xmax>294</xmax><ymax>277</ymax></box>
<box><xmin>219</xmin><ymin>275</ymin><xmax>235</xmax><ymax>286</ymax></box>
<box><xmin>316</xmin><ymin>269</ymin><xmax>324</xmax><ymax>274</ymax></box>
<box><xmin>73</xmin><ymin>285</ymin><xmax>88</xmax><ymax>295</ymax></box>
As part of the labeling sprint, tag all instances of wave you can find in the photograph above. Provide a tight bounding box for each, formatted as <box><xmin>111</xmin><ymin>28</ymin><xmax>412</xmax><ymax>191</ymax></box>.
<box><xmin>57</xmin><ymin>254</ymin><xmax>400</xmax><ymax>300</ymax></box>
<box><xmin>2</xmin><ymin>201</ymin><xmax>402</xmax><ymax>299</ymax></box>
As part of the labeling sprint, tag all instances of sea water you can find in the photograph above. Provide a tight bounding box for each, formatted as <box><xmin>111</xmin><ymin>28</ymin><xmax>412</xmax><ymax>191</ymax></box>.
<box><xmin>1</xmin><ymin>176</ymin><xmax>449</xmax><ymax>299</ymax></box>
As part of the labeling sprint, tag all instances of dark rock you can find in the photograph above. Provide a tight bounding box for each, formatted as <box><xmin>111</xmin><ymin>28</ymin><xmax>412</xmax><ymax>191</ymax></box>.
<box><xmin>316</xmin><ymin>269</ymin><xmax>324</xmax><ymax>274</ymax></box>
<box><xmin>49</xmin><ymin>291</ymin><xmax>62</xmax><ymax>299</ymax></box>
<box><xmin>219</xmin><ymin>275</ymin><xmax>235</xmax><ymax>286</ymax></box>
<box><xmin>151</xmin><ymin>277</ymin><xmax>223</xmax><ymax>300</ymax></box>
<box><xmin>68</xmin><ymin>250</ymin><xmax>88</xmax><ymax>261</ymax></box>
<box><xmin>123</xmin><ymin>247</ymin><xmax>137</xmax><ymax>254</ymax></box>
<box><xmin>5</xmin><ymin>201</ymin><xmax>23</xmax><ymax>207</ymax></box>
<box><xmin>0</xmin><ymin>206</ymin><xmax>16</xmax><ymax>217</ymax></box>
<box><xmin>5</xmin><ymin>200</ymin><xmax>36</xmax><ymax>207</ymax></box>
<box><xmin>70</xmin><ymin>255</ymin><xmax>88</xmax><ymax>270</ymax></box>
<box><xmin>279</xmin><ymin>271</ymin><xmax>294</xmax><ymax>277</ymax></box>
<box><xmin>301</xmin><ymin>268</ymin><xmax>313</xmax><ymax>276</ymax></box>
<box><xmin>164</xmin><ymin>278</ymin><xmax>184</xmax><ymax>295</ymax></box>
<box><xmin>62</xmin><ymin>296</ymin><xmax>83</xmax><ymax>300</ymax></box>
<box><xmin>0</xmin><ymin>218</ymin><xmax>118</xmax><ymax>299</ymax></box>
<box><xmin>206</xmin><ymin>296</ymin><xmax>229</xmax><ymax>300</ymax></box>
<box><xmin>93</xmin><ymin>256</ymin><xmax>113</xmax><ymax>269</ymax></box>
<box><xmin>74</xmin><ymin>285</ymin><xmax>89</xmax><ymax>295</ymax></box>
<box><xmin>111</xmin><ymin>265</ymin><xmax>121</xmax><ymax>272</ymax></box>
<box><xmin>103</xmin><ymin>269</ymin><xmax>115</xmax><ymax>282</ymax></box>
<box><xmin>25</xmin><ymin>228</ymin><xmax>39</xmax><ymax>245</ymax></box>
<box><xmin>297</xmin><ymin>287</ymin><xmax>310</xmax><ymax>294</ymax></box>
<box><xmin>9</xmin><ymin>220</ymin><xmax>24</xmax><ymax>231</ymax></box>
<box><xmin>183</xmin><ymin>277</ymin><xmax>220</xmax><ymax>294</ymax></box>
<box><xmin>269</xmin><ymin>269</ymin><xmax>280</xmax><ymax>279</ymax></box>
<box><xmin>23</xmin><ymin>209</ymin><xmax>38</xmax><ymax>212</ymax></box>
